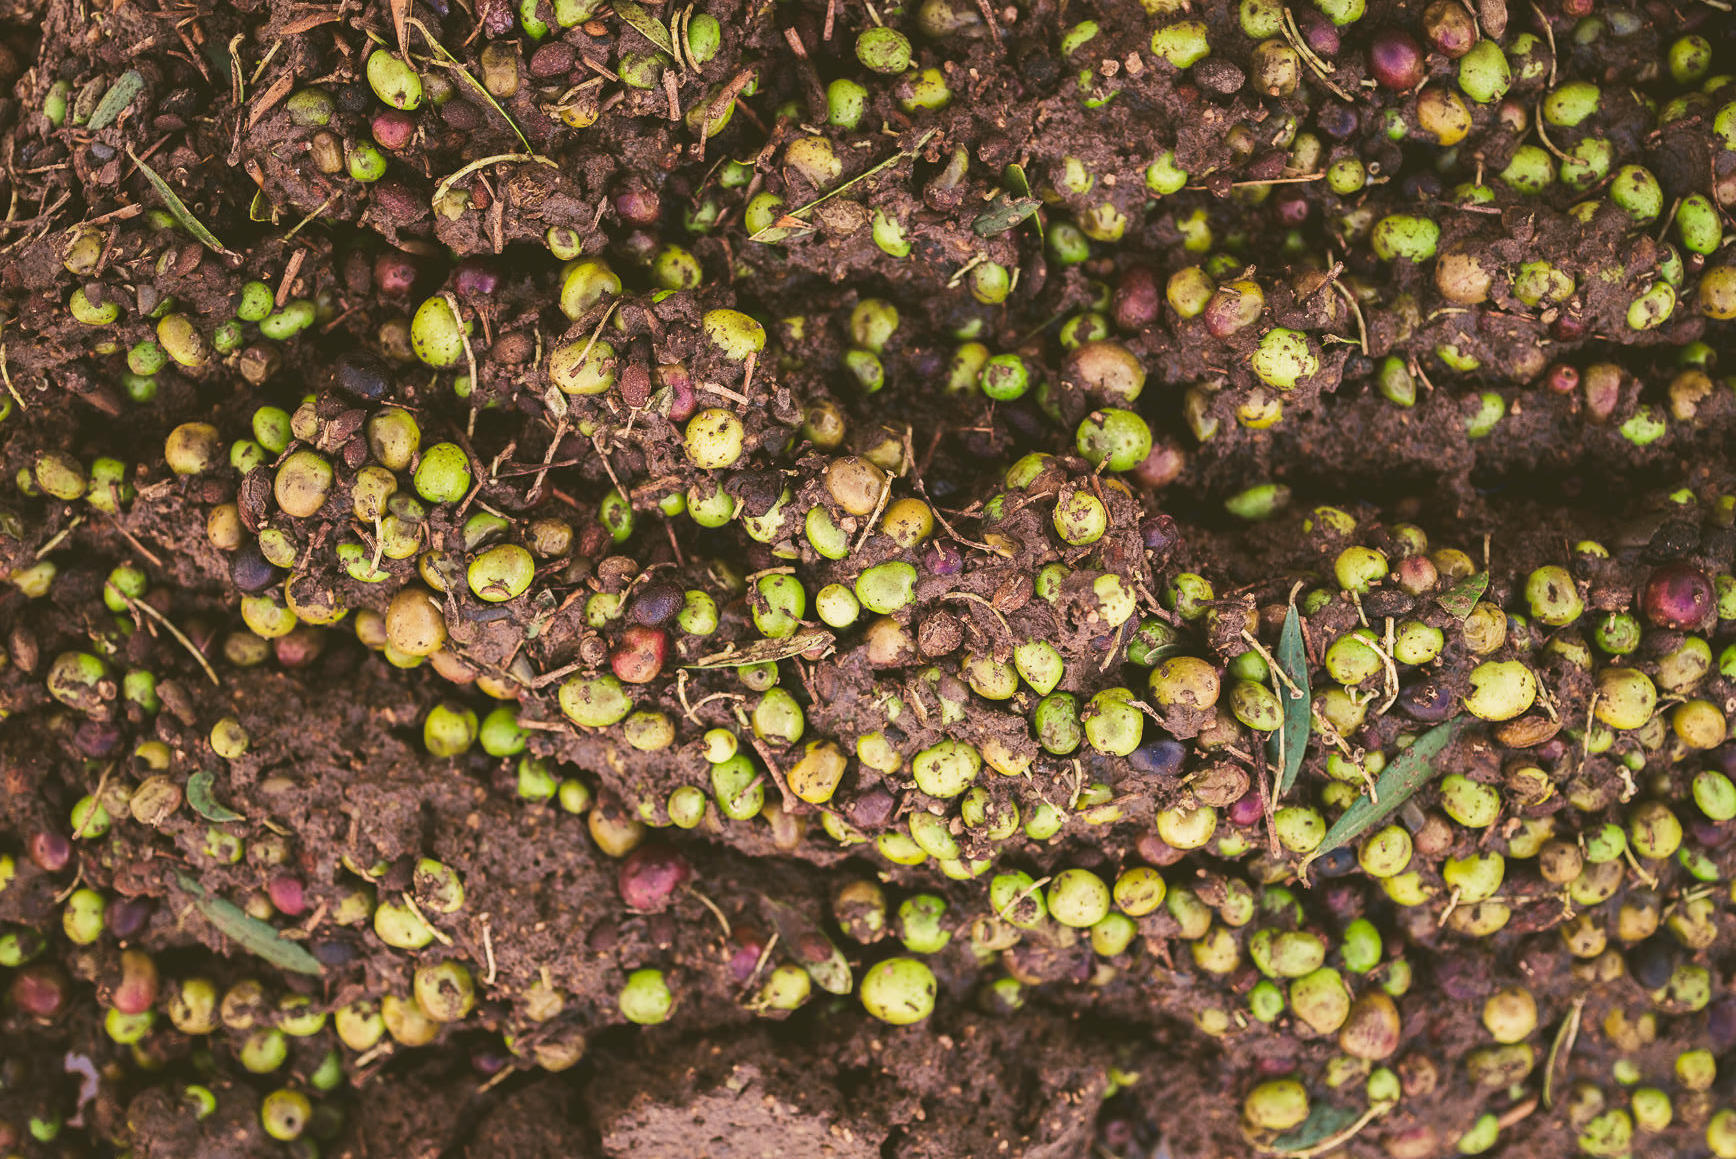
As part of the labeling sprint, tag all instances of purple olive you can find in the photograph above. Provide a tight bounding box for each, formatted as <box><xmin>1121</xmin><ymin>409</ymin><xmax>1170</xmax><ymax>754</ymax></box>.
<box><xmin>1397</xmin><ymin>678</ymin><xmax>1457</xmax><ymax>722</ymax></box>
<box><xmin>268</xmin><ymin>874</ymin><xmax>308</xmax><ymax>917</ymax></box>
<box><xmin>29</xmin><ymin>831</ymin><xmax>72</xmax><ymax>873</ymax></box>
<box><xmin>1112</xmin><ymin>265</ymin><xmax>1161</xmax><ymax>332</ymax></box>
<box><xmin>629</xmin><ymin>582</ymin><xmax>684</xmax><ymax>627</ymax></box>
<box><xmin>847</xmin><ymin>785</ymin><xmax>897</xmax><ymax>830</ymax></box>
<box><xmin>10</xmin><ymin>964</ymin><xmax>70</xmax><ymax>1019</ymax></box>
<box><xmin>1141</xmin><ymin>514</ymin><xmax>1180</xmax><ymax>554</ymax></box>
<box><xmin>334</xmin><ymin>351</ymin><xmax>391</xmax><ymax>402</ymax></box>
<box><xmin>1227</xmin><ymin>787</ymin><xmax>1265</xmax><ymax>827</ymax></box>
<box><xmin>1641</xmin><ymin>562</ymin><xmax>1714</xmax><ymax>630</ymax></box>
<box><xmin>374</xmin><ymin>252</ymin><xmax>418</xmax><ymax>297</ymax></box>
<box><xmin>617</xmin><ymin>844</ymin><xmax>693</xmax><ymax>913</ymax></box>
<box><xmin>922</xmin><ymin>542</ymin><xmax>964</xmax><ymax>576</ymax></box>
<box><xmin>1369</xmin><ymin>28</ymin><xmax>1425</xmax><ymax>90</ymax></box>
<box><xmin>106</xmin><ymin>897</ymin><xmax>154</xmax><ymax>941</ymax></box>
<box><xmin>231</xmin><ymin>543</ymin><xmax>281</xmax><ymax>593</ymax></box>
<box><xmin>74</xmin><ymin>720</ymin><xmax>122</xmax><ymax>758</ymax></box>
<box><xmin>614</xmin><ymin>186</ymin><xmax>662</xmax><ymax>226</ymax></box>
<box><xmin>371</xmin><ymin>109</ymin><xmax>416</xmax><ymax>151</ymax></box>
<box><xmin>1297</xmin><ymin>9</ymin><xmax>1339</xmax><ymax>56</ymax></box>
<box><xmin>454</xmin><ymin>258</ymin><xmax>501</xmax><ymax>299</ymax></box>
<box><xmin>1708</xmin><ymin>999</ymin><xmax>1736</xmax><ymax>1053</ymax></box>
<box><xmin>1129</xmin><ymin>738</ymin><xmax>1186</xmax><ymax>778</ymax></box>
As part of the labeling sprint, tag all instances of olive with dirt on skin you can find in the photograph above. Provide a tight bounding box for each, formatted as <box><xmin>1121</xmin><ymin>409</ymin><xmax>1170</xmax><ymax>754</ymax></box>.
<box><xmin>860</xmin><ymin>957</ymin><xmax>936</xmax><ymax>1025</ymax></box>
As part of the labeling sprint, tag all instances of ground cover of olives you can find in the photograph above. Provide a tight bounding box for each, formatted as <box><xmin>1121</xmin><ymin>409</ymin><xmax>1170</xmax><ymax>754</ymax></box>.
<box><xmin>0</xmin><ymin>0</ymin><xmax>1735</xmax><ymax>1154</ymax></box>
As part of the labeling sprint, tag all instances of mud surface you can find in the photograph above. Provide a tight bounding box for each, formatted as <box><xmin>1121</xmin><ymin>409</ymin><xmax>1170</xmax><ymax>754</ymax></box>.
<box><xmin>0</xmin><ymin>0</ymin><xmax>1734</xmax><ymax>1156</ymax></box>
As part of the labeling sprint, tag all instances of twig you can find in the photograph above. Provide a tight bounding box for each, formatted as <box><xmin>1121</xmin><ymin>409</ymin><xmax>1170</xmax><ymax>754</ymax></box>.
<box><xmin>850</xmin><ymin>475</ymin><xmax>895</xmax><ymax>557</ymax></box>
<box><xmin>690</xmin><ymin>888</ymin><xmax>732</xmax><ymax>939</ymax></box>
<box><xmin>400</xmin><ymin>893</ymin><xmax>452</xmax><ymax>946</ymax></box>
<box><xmin>34</xmin><ymin>516</ymin><xmax>85</xmax><ymax>560</ymax></box>
<box><xmin>0</xmin><ymin>344</ymin><xmax>24</xmax><ymax>411</ymax></box>
<box><xmin>104</xmin><ymin>519</ymin><xmax>161</xmax><ymax>569</ymax></box>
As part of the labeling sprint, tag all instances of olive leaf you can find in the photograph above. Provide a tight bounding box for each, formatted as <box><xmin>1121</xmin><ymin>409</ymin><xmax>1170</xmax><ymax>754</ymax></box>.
<box><xmin>175</xmin><ymin>873</ymin><xmax>323</xmax><ymax>976</ymax></box>
<box><xmin>1301</xmin><ymin>717</ymin><xmax>1468</xmax><ymax>871</ymax></box>
<box><xmin>612</xmin><ymin>0</ymin><xmax>676</xmax><ymax>57</ymax></box>
<box><xmin>1268</xmin><ymin>604</ymin><xmax>1311</xmax><ymax>798</ymax></box>
<box><xmin>185</xmin><ymin>770</ymin><xmax>244</xmax><ymax>822</ymax></box>
<box><xmin>973</xmin><ymin>196</ymin><xmax>1041</xmax><ymax>237</ymax></box>
<box><xmin>88</xmin><ymin>70</ymin><xmax>144</xmax><ymax>131</ymax></box>
<box><xmin>1436</xmin><ymin>570</ymin><xmax>1489</xmax><ymax>620</ymax></box>
<box><xmin>685</xmin><ymin>630</ymin><xmax>834</xmax><ymax>669</ymax></box>
<box><xmin>1003</xmin><ymin>163</ymin><xmax>1043</xmax><ymax>241</ymax></box>
<box><xmin>759</xmin><ymin>895</ymin><xmax>852</xmax><ymax>995</ymax></box>
<box><xmin>1269</xmin><ymin>1103</ymin><xmax>1360</xmax><ymax>1154</ymax></box>
<box><xmin>128</xmin><ymin>150</ymin><xmax>237</xmax><ymax>258</ymax></box>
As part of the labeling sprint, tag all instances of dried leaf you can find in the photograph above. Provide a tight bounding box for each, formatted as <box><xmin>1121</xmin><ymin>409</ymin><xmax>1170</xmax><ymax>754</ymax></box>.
<box><xmin>176</xmin><ymin>873</ymin><xmax>323</xmax><ymax>976</ymax></box>
<box><xmin>973</xmin><ymin>196</ymin><xmax>1041</xmax><ymax>237</ymax></box>
<box><xmin>1268</xmin><ymin>604</ymin><xmax>1311</xmax><ymax>798</ymax></box>
<box><xmin>612</xmin><ymin>0</ymin><xmax>675</xmax><ymax>56</ymax></box>
<box><xmin>759</xmin><ymin>895</ymin><xmax>852</xmax><ymax>995</ymax></box>
<box><xmin>1543</xmin><ymin>995</ymin><xmax>1586</xmax><ymax>1109</ymax></box>
<box><xmin>1302</xmin><ymin>717</ymin><xmax>1467</xmax><ymax>871</ymax></box>
<box><xmin>1270</xmin><ymin>1104</ymin><xmax>1359</xmax><ymax>1153</ymax></box>
<box><xmin>128</xmin><ymin>150</ymin><xmax>237</xmax><ymax>258</ymax></box>
<box><xmin>1436</xmin><ymin>570</ymin><xmax>1489</xmax><ymax>620</ymax></box>
<box><xmin>88</xmin><ymin>70</ymin><xmax>144</xmax><ymax>131</ymax></box>
<box><xmin>685</xmin><ymin>630</ymin><xmax>834</xmax><ymax>669</ymax></box>
<box><xmin>185</xmin><ymin>770</ymin><xmax>243</xmax><ymax>822</ymax></box>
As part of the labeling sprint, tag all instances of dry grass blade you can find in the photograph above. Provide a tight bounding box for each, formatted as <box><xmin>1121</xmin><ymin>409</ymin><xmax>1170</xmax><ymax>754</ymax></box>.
<box><xmin>749</xmin><ymin>127</ymin><xmax>936</xmax><ymax>242</ymax></box>
<box><xmin>117</xmin><ymin>591</ymin><xmax>221</xmax><ymax>686</ymax></box>
<box><xmin>1543</xmin><ymin>995</ymin><xmax>1586</xmax><ymax>1109</ymax></box>
<box><xmin>128</xmin><ymin>150</ymin><xmax>236</xmax><ymax>258</ymax></box>
<box><xmin>408</xmin><ymin>17</ymin><xmax>536</xmax><ymax>154</ymax></box>
<box><xmin>433</xmin><ymin>153</ymin><xmax>558</xmax><ymax>207</ymax></box>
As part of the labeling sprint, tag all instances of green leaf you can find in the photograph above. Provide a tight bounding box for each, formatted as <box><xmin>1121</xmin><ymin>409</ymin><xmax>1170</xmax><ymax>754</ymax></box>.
<box><xmin>1267</xmin><ymin>604</ymin><xmax>1311</xmax><ymax>798</ymax></box>
<box><xmin>88</xmin><ymin>70</ymin><xmax>144</xmax><ymax>131</ymax></box>
<box><xmin>612</xmin><ymin>0</ymin><xmax>675</xmax><ymax>56</ymax></box>
<box><xmin>185</xmin><ymin>770</ymin><xmax>243</xmax><ymax>822</ymax></box>
<box><xmin>128</xmin><ymin>150</ymin><xmax>237</xmax><ymax>258</ymax></box>
<box><xmin>1436</xmin><ymin>570</ymin><xmax>1489</xmax><ymax>620</ymax></box>
<box><xmin>1302</xmin><ymin>717</ymin><xmax>1467</xmax><ymax>871</ymax></box>
<box><xmin>1270</xmin><ymin>1103</ymin><xmax>1360</xmax><ymax>1153</ymax></box>
<box><xmin>1003</xmin><ymin>163</ymin><xmax>1042</xmax><ymax>241</ymax></box>
<box><xmin>176</xmin><ymin>873</ymin><xmax>324</xmax><ymax>976</ymax></box>
<box><xmin>973</xmin><ymin>196</ymin><xmax>1041</xmax><ymax>237</ymax></box>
